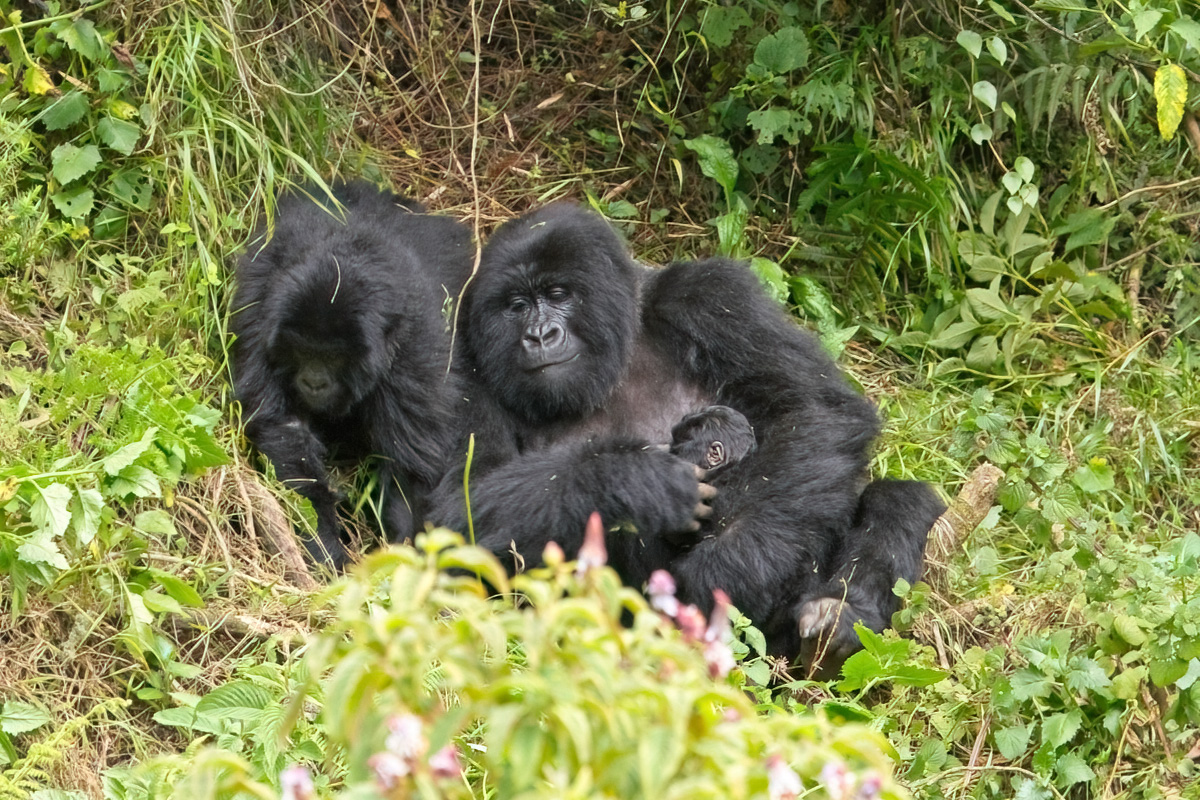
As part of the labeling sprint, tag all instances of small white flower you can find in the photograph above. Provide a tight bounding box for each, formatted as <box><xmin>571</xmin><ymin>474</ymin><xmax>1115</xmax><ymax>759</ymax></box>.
<box><xmin>368</xmin><ymin>751</ymin><xmax>410</xmax><ymax>791</ymax></box>
<box><xmin>280</xmin><ymin>764</ymin><xmax>315</xmax><ymax>800</ymax></box>
<box><xmin>428</xmin><ymin>744</ymin><xmax>463</xmax><ymax>780</ymax></box>
<box><xmin>766</xmin><ymin>755</ymin><xmax>802</xmax><ymax>800</ymax></box>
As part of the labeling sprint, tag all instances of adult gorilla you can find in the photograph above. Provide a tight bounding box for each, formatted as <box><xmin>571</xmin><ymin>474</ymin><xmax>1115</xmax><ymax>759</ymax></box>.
<box><xmin>432</xmin><ymin>204</ymin><xmax>943</xmax><ymax>665</ymax></box>
<box><xmin>233</xmin><ymin>181</ymin><xmax>472</xmax><ymax>569</ymax></box>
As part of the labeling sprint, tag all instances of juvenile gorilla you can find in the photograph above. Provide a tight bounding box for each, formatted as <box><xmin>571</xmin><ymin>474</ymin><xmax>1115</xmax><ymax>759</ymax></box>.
<box><xmin>233</xmin><ymin>181</ymin><xmax>472</xmax><ymax>569</ymax></box>
<box><xmin>433</xmin><ymin>204</ymin><xmax>943</xmax><ymax>667</ymax></box>
<box><xmin>670</xmin><ymin>405</ymin><xmax>755</xmax><ymax>475</ymax></box>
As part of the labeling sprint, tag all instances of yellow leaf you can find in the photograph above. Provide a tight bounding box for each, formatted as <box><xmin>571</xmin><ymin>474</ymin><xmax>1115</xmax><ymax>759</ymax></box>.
<box><xmin>22</xmin><ymin>64</ymin><xmax>56</xmax><ymax>96</ymax></box>
<box><xmin>1154</xmin><ymin>63</ymin><xmax>1187</xmax><ymax>140</ymax></box>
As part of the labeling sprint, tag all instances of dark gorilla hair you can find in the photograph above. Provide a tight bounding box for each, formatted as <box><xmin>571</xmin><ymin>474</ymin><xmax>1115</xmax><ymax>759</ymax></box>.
<box><xmin>233</xmin><ymin>180</ymin><xmax>471</xmax><ymax>569</ymax></box>
<box><xmin>434</xmin><ymin>203</ymin><xmax>943</xmax><ymax>671</ymax></box>
<box><xmin>463</xmin><ymin>204</ymin><xmax>640</xmax><ymax>424</ymax></box>
<box><xmin>670</xmin><ymin>405</ymin><xmax>755</xmax><ymax>474</ymax></box>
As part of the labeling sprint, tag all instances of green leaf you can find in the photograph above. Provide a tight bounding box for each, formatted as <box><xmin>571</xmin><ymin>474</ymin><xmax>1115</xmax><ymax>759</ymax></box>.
<box><xmin>194</xmin><ymin>681</ymin><xmax>273</xmax><ymax>722</ymax></box>
<box><xmin>700</xmin><ymin>5</ymin><xmax>752</xmax><ymax>48</ymax></box>
<box><xmin>50</xmin><ymin>187</ymin><xmax>95</xmax><ymax>219</ymax></box>
<box><xmin>1072</xmin><ymin>458</ymin><xmax>1114</xmax><ymax>493</ymax></box>
<box><xmin>1112</xmin><ymin>665</ymin><xmax>1147</xmax><ymax>699</ymax></box>
<box><xmin>41</xmin><ymin>91</ymin><xmax>89</xmax><ymax>131</ymax></box>
<box><xmin>106</xmin><ymin>465</ymin><xmax>162</xmax><ymax>500</ymax></box>
<box><xmin>956</xmin><ymin>30</ymin><xmax>983</xmax><ymax>58</ymax></box>
<box><xmin>749</xmin><ymin>257</ymin><xmax>787</xmax><ymax>304</ymax></box>
<box><xmin>1133</xmin><ymin>8</ymin><xmax>1164</xmax><ymax>39</ymax></box>
<box><xmin>1054</xmin><ymin>753</ymin><xmax>1096</xmax><ymax>786</ymax></box>
<box><xmin>966</xmin><ymin>287</ymin><xmax>1011</xmax><ymax>321</ymax></box>
<box><xmin>17</xmin><ymin>531</ymin><xmax>69</xmax><ymax>569</ymax></box>
<box><xmin>1041</xmin><ymin>710</ymin><xmax>1082</xmax><ymax>748</ymax></box>
<box><xmin>970</xmin><ymin>123</ymin><xmax>993</xmax><ymax>144</ymax></box>
<box><xmin>97</xmin><ymin>117</ymin><xmax>140</xmax><ymax>155</ymax></box>
<box><xmin>151</xmin><ymin>571</ymin><xmax>204</xmax><ymax>607</ymax></box>
<box><xmin>102</xmin><ymin>427</ymin><xmax>158</xmax><ymax>475</ymax></box>
<box><xmin>682</xmin><ymin>135</ymin><xmax>738</xmax><ymax>197</ymax></box>
<box><xmin>1002</xmin><ymin>172</ymin><xmax>1023</xmax><ymax>194</ymax></box>
<box><xmin>135</xmin><ymin>509</ymin><xmax>177</xmax><ymax>537</ymax></box>
<box><xmin>1014</xmin><ymin>156</ymin><xmax>1034</xmax><ymax>183</ymax></box>
<box><xmin>1113</xmin><ymin>614</ymin><xmax>1148</xmax><ymax>646</ymax></box>
<box><xmin>1154</xmin><ymin>63</ymin><xmax>1187</xmax><ymax>140</ymax></box>
<box><xmin>50</xmin><ymin>143</ymin><xmax>103</xmax><ymax>185</ymax></box>
<box><xmin>72</xmin><ymin>488</ymin><xmax>104</xmax><ymax>546</ymax></box>
<box><xmin>973</xmin><ymin>80</ymin><xmax>998</xmax><ymax>110</ymax></box>
<box><xmin>638</xmin><ymin>726</ymin><xmax>685</xmax><ymax>798</ymax></box>
<box><xmin>1149</xmin><ymin>658</ymin><xmax>1189</xmax><ymax>687</ymax></box>
<box><xmin>994</xmin><ymin>724</ymin><xmax>1031</xmax><ymax>760</ymax></box>
<box><xmin>746</xmin><ymin>107</ymin><xmax>807</xmax><ymax>145</ymax></box>
<box><xmin>1169</xmin><ymin>16</ymin><xmax>1200</xmax><ymax>53</ymax></box>
<box><xmin>928</xmin><ymin>320</ymin><xmax>981</xmax><ymax>350</ymax></box>
<box><xmin>1055</xmin><ymin>208</ymin><xmax>1116</xmax><ymax>254</ymax></box>
<box><xmin>987</xmin><ymin>36</ymin><xmax>1007</xmax><ymax>64</ymax></box>
<box><xmin>0</xmin><ymin>702</ymin><xmax>51</xmax><ymax>735</ymax></box>
<box><xmin>753</xmin><ymin>27</ymin><xmax>809</xmax><ymax>74</ymax></box>
<box><xmin>31</xmin><ymin>482</ymin><xmax>72</xmax><ymax>539</ymax></box>
<box><xmin>55</xmin><ymin>18</ymin><xmax>106</xmax><ymax>61</ymax></box>
<box><xmin>23</xmin><ymin>64</ymin><xmax>55</xmax><ymax>96</ymax></box>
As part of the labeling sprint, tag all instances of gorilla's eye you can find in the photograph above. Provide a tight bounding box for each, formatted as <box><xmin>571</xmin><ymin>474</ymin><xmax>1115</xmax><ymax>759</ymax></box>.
<box><xmin>546</xmin><ymin>286</ymin><xmax>570</xmax><ymax>302</ymax></box>
<box><xmin>507</xmin><ymin>297</ymin><xmax>531</xmax><ymax>313</ymax></box>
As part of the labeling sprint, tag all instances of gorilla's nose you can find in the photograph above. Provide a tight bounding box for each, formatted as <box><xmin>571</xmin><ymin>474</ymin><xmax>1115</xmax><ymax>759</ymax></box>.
<box><xmin>524</xmin><ymin>323</ymin><xmax>563</xmax><ymax>349</ymax></box>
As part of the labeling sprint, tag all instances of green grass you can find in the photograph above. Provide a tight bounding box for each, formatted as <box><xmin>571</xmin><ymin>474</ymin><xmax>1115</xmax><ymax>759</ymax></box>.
<box><xmin>0</xmin><ymin>1</ymin><xmax>1197</xmax><ymax>798</ymax></box>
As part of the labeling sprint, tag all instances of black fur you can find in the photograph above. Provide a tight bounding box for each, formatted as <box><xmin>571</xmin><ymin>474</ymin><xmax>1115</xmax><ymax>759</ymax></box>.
<box><xmin>670</xmin><ymin>405</ymin><xmax>755</xmax><ymax>474</ymax></box>
<box><xmin>232</xmin><ymin>181</ymin><xmax>471</xmax><ymax>569</ymax></box>
<box><xmin>434</xmin><ymin>203</ymin><xmax>942</xmax><ymax>668</ymax></box>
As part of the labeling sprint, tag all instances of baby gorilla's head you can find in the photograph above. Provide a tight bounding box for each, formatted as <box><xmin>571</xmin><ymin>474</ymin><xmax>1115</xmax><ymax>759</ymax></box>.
<box><xmin>670</xmin><ymin>405</ymin><xmax>755</xmax><ymax>473</ymax></box>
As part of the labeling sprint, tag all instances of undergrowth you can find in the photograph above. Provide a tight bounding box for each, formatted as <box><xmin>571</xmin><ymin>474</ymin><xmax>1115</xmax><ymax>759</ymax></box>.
<box><xmin>0</xmin><ymin>0</ymin><xmax>1197</xmax><ymax>798</ymax></box>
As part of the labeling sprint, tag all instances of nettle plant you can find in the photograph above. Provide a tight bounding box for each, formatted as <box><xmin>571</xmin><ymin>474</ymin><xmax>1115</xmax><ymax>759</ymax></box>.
<box><xmin>156</xmin><ymin>532</ymin><xmax>908</xmax><ymax>800</ymax></box>
<box><xmin>0</xmin><ymin>2</ymin><xmax>151</xmax><ymax>236</ymax></box>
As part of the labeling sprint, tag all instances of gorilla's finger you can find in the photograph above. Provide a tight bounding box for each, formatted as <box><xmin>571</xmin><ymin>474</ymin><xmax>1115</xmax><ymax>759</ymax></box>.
<box><xmin>698</xmin><ymin>482</ymin><xmax>718</xmax><ymax>501</ymax></box>
<box><xmin>694</xmin><ymin>502</ymin><xmax>713</xmax><ymax>519</ymax></box>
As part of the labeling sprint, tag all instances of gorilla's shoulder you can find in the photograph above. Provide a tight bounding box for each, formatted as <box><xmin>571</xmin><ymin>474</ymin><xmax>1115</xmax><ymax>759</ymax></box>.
<box><xmin>643</xmin><ymin>257</ymin><xmax>787</xmax><ymax>328</ymax></box>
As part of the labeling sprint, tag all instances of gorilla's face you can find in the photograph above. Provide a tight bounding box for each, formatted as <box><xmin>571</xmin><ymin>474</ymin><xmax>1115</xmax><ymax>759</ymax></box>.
<box><xmin>465</xmin><ymin>205</ymin><xmax>640</xmax><ymax>424</ymax></box>
<box><xmin>266</xmin><ymin>251</ymin><xmax>390</xmax><ymax>417</ymax></box>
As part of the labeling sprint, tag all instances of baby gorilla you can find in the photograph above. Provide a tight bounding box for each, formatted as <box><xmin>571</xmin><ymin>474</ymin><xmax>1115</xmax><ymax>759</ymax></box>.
<box><xmin>670</xmin><ymin>405</ymin><xmax>755</xmax><ymax>474</ymax></box>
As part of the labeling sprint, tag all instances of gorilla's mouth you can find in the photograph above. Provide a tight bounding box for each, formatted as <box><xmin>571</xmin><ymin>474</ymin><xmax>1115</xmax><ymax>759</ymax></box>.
<box><xmin>528</xmin><ymin>353</ymin><xmax>580</xmax><ymax>372</ymax></box>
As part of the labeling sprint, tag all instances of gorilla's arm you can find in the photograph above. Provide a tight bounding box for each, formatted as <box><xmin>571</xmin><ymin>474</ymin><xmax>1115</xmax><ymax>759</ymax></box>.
<box><xmin>432</xmin><ymin>431</ymin><xmax>704</xmax><ymax>569</ymax></box>
<box><xmin>643</xmin><ymin>259</ymin><xmax>882</xmax><ymax>624</ymax></box>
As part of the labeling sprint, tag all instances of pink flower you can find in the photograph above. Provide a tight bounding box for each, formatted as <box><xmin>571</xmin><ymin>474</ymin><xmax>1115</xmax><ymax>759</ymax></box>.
<box><xmin>820</xmin><ymin>760</ymin><xmax>855</xmax><ymax>800</ymax></box>
<box><xmin>647</xmin><ymin>569</ymin><xmax>680</xmax><ymax>617</ymax></box>
<box><xmin>855</xmin><ymin>772</ymin><xmax>883</xmax><ymax>800</ymax></box>
<box><xmin>704</xmin><ymin>638</ymin><xmax>735</xmax><ymax>679</ymax></box>
<box><xmin>280</xmin><ymin>765</ymin><xmax>315</xmax><ymax>800</ymax></box>
<box><xmin>428</xmin><ymin>744</ymin><xmax>463</xmax><ymax>780</ymax></box>
<box><xmin>576</xmin><ymin>511</ymin><xmax>608</xmax><ymax>575</ymax></box>
<box><xmin>766</xmin><ymin>755</ymin><xmax>802</xmax><ymax>800</ymax></box>
<box><xmin>705</xmin><ymin>589</ymin><xmax>733</xmax><ymax>643</ymax></box>
<box><xmin>368</xmin><ymin>751</ymin><xmax>410</xmax><ymax>791</ymax></box>
<box><xmin>675</xmin><ymin>604</ymin><xmax>707</xmax><ymax>641</ymax></box>
<box><xmin>385</xmin><ymin>713</ymin><xmax>427</xmax><ymax>762</ymax></box>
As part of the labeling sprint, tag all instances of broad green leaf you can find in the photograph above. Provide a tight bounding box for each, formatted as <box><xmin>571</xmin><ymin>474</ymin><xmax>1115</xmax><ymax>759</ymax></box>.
<box><xmin>928</xmin><ymin>320</ymin><xmax>980</xmax><ymax>350</ymax></box>
<box><xmin>973</xmin><ymin>80</ymin><xmax>997</xmax><ymax>110</ymax></box>
<box><xmin>970</xmin><ymin>123</ymin><xmax>993</xmax><ymax>144</ymax></box>
<box><xmin>1112</xmin><ymin>665</ymin><xmax>1147</xmax><ymax>699</ymax></box>
<box><xmin>1041</xmin><ymin>710</ymin><xmax>1082</xmax><ymax>748</ymax></box>
<box><xmin>135</xmin><ymin>509</ymin><xmax>177</xmax><ymax>537</ymax></box>
<box><xmin>41</xmin><ymin>91</ymin><xmax>89</xmax><ymax>131</ymax></box>
<box><xmin>700</xmin><ymin>5</ymin><xmax>752</xmax><ymax>48</ymax></box>
<box><xmin>194</xmin><ymin>681</ymin><xmax>273</xmax><ymax>722</ymax></box>
<box><xmin>1149</xmin><ymin>658</ymin><xmax>1189</xmax><ymax>687</ymax></box>
<box><xmin>1072</xmin><ymin>458</ymin><xmax>1114</xmax><ymax>493</ymax></box>
<box><xmin>1154</xmin><ymin>63</ymin><xmax>1187</xmax><ymax>140</ymax></box>
<box><xmin>682</xmin><ymin>135</ymin><xmax>738</xmax><ymax>196</ymax></box>
<box><xmin>1133</xmin><ymin>8</ymin><xmax>1163</xmax><ymax>39</ymax></box>
<box><xmin>1169</xmin><ymin>17</ymin><xmax>1200</xmax><ymax>53</ymax></box>
<box><xmin>1002</xmin><ymin>172</ymin><xmax>1023</xmax><ymax>194</ymax></box>
<box><xmin>106</xmin><ymin>465</ymin><xmax>162</xmax><ymax>499</ymax></box>
<box><xmin>753</xmin><ymin>27</ymin><xmax>809</xmax><ymax>74</ymax></box>
<box><xmin>994</xmin><ymin>724</ymin><xmax>1031</xmax><ymax>760</ymax></box>
<box><xmin>1014</xmin><ymin>156</ymin><xmax>1034</xmax><ymax>183</ymax></box>
<box><xmin>1055</xmin><ymin>753</ymin><xmax>1096</xmax><ymax>786</ymax></box>
<box><xmin>966</xmin><ymin>287</ymin><xmax>1011</xmax><ymax>321</ymax></box>
<box><xmin>152</xmin><ymin>571</ymin><xmax>204</xmax><ymax>607</ymax></box>
<box><xmin>987</xmin><ymin>36</ymin><xmax>1007</xmax><ymax>64</ymax></box>
<box><xmin>749</xmin><ymin>257</ymin><xmax>787</xmax><ymax>304</ymax></box>
<box><xmin>54</xmin><ymin>18</ymin><xmax>105</xmax><ymax>61</ymax></box>
<box><xmin>102</xmin><ymin>427</ymin><xmax>158</xmax><ymax>475</ymax></box>
<box><xmin>966</xmin><ymin>334</ymin><xmax>999</xmax><ymax>368</ymax></box>
<box><xmin>17</xmin><ymin>531</ymin><xmax>69</xmax><ymax>569</ymax></box>
<box><xmin>50</xmin><ymin>143</ymin><xmax>102</xmax><ymax>185</ymax></box>
<box><xmin>746</xmin><ymin>106</ymin><xmax>806</xmax><ymax>145</ymax></box>
<box><xmin>956</xmin><ymin>30</ymin><xmax>983</xmax><ymax>58</ymax></box>
<box><xmin>23</xmin><ymin>64</ymin><xmax>55</xmax><ymax>95</ymax></box>
<box><xmin>73</xmin><ymin>488</ymin><xmax>104</xmax><ymax>545</ymax></box>
<box><xmin>97</xmin><ymin>117</ymin><xmax>140</xmax><ymax>155</ymax></box>
<box><xmin>31</xmin><ymin>482</ymin><xmax>72</xmax><ymax>538</ymax></box>
<box><xmin>0</xmin><ymin>702</ymin><xmax>51</xmax><ymax>735</ymax></box>
<box><xmin>1113</xmin><ymin>614</ymin><xmax>1147</xmax><ymax>646</ymax></box>
<box><xmin>50</xmin><ymin>187</ymin><xmax>95</xmax><ymax>219</ymax></box>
